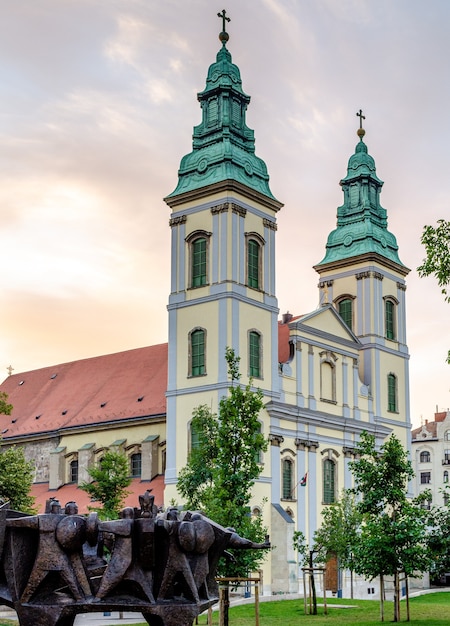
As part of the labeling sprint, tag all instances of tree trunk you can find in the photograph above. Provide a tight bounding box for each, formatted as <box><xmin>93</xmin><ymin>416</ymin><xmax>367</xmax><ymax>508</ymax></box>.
<box><xmin>380</xmin><ymin>575</ymin><xmax>385</xmax><ymax>622</ymax></box>
<box><xmin>393</xmin><ymin>571</ymin><xmax>400</xmax><ymax>622</ymax></box>
<box><xmin>309</xmin><ymin>552</ymin><xmax>317</xmax><ymax>615</ymax></box>
<box><xmin>405</xmin><ymin>574</ymin><xmax>410</xmax><ymax>622</ymax></box>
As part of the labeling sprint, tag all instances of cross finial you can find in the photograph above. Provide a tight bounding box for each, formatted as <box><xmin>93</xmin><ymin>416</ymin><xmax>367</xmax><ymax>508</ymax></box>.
<box><xmin>6</xmin><ymin>365</ymin><xmax>14</xmax><ymax>376</ymax></box>
<box><xmin>218</xmin><ymin>9</ymin><xmax>230</xmax><ymax>32</ymax></box>
<box><xmin>356</xmin><ymin>109</ymin><xmax>365</xmax><ymax>129</ymax></box>
<box><xmin>217</xmin><ymin>9</ymin><xmax>231</xmax><ymax>44</ymax></box>
<box><xmin>356</xmin><ymin>109</ymin><xmax>366</xmax><ymax>139</ymax></box>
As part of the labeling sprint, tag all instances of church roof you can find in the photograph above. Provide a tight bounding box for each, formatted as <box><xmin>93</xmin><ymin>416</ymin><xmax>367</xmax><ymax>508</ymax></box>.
<box><xmin>165</xmin><ymin>17</ymin><xmax>278</xmax><ymax>203</ymax></box>
<box><xmin>0</xmin><ymin>322</ymin><xmax>302</xmax><ymax>441</ymax></box>
<box><xmin>316</xmin><ymin>120</ymin><xmax>408</xmax><ymax>271</ymax></box>
<box><xmin>0</xmin><ymin>344</ymin><xmax>168</xmax><ymax>441</ymax></box>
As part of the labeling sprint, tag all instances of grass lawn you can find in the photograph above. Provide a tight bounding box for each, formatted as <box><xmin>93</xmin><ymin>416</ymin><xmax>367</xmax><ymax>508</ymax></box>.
<box><xmin>0</xmin><ymin>593</ymin><xmax>448</xmax><ymax>626</ymax></box>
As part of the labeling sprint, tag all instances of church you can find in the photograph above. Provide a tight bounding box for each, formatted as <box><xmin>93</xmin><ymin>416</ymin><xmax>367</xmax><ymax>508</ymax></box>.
<box><xmin>0</xmin><ymin>19</ymin><xmax>411</xmax><ymax>596</ymax></box>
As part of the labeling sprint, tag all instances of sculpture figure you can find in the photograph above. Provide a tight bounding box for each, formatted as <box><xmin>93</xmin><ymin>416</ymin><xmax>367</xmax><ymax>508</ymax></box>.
<box><xmin>0</xmin><ymin>495</ymin><xmax>270</xmax><ymax>626</ymax></box>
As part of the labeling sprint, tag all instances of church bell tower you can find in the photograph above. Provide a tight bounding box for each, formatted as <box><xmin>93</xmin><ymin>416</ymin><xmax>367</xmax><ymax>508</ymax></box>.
<box><xmin>314</xmin><ymin>113</ymin><xmax>411</xmax><ymax>443</ymax></box>
<box><xmin>164</xmin><ymin>13</ymin><xmax>282</xmax><ymax>496</ymax></box>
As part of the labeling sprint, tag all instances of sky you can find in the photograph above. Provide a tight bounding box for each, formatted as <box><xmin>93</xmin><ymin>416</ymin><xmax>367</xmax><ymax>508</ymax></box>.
<box><xmin>0</xmin><ymin>0</ymin><xmax>448</xmax><ymax>427</ymax></box>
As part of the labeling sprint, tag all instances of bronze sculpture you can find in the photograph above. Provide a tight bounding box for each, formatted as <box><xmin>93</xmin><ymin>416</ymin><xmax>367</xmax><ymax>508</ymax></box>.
<box><xmin>0</xmin><ymin>497</ymin><xmax>269</xmax><ymax>626</ymax></box>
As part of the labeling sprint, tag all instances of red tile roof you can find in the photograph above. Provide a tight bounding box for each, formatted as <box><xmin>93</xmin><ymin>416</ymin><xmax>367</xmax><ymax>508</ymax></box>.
<box><xmin>0</xmin><ymin>344</ymin><xmax>168</xmax><ymax>440</ymax></box>
<box><xmin>0</xmin><ymin>315</ymin><xmax>302</xmax><ymax>441</ymax></box>
<box><xmin>30</xmin><ymin>475</ymin><xmax>165</xmax><ymax>515</ymax></box>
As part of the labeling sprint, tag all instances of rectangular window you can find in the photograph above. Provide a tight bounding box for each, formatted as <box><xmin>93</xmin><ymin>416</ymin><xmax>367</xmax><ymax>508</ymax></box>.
<box><xmin>385</xmin><ymin>300</ymin><xmax>395</xmax><ymax>340</ymax></box>
<box><xmin>388</xmin><ymin>374</ymin><xmax>397</xmax><ymax>412</ymax></box>
<box><xmin>247</xmin><ymin>239</ymin><xmax>260</xmax><ymax>289</ymax></box>
<box><xmin>420</xmin><ymin>471</ymin><xmax>431</xmax><ymax>484</ymax></box>
<box><xmin>282</xmin><ymin>459</ymin><xmax>293</xmax><ymax>499</ymax></box>
<box><xmin>131</xmin><ymin>453</ymin><xmax>142</xmax><ymax>477</ymax></box>
<box><xmin>323</xmin><ymin>460</ymin><xmax>335</xmax><ymax>504</ymax></box>
<box><xmin>249</xmin><ymin>332</ymin><xmax>261</xmax><ymax>378</ymax></box>
<box><xmin>338</xmin><ymin>299</ymin><xmax>353</xmax><ymax>331</ymax></box>
<box><xmin>191</xmin><ymin>330</ymin><xmax>205</xmax><ymax>376</ymax></box>
<box><xmin>192</xmin><ymin>238</ymin><xmax>207</xmax><ymax>287</ymax></box>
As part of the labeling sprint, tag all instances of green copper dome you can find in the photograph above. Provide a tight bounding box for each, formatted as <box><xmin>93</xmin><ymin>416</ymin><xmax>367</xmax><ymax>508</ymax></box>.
<box><xmin>166</xmin><ymin>34</ymin><xmax>277</xmax><ymax>201</ymax></box>
<box><xmin>316</xmin><ymin>128</ymin><xmax>406</xmax><ymax>268</ymax></box>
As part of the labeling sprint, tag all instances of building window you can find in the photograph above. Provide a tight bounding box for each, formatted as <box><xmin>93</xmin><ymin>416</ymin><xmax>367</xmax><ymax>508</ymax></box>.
<box><xmin>443</xmin><ymin>471</ymin><xmax>448</xmax><ymax>483</ymax></box>
<box><xmin>385</xmin><ymin>299</ymin><xmax>396</xmax><ymax>340</ymax></box>
<box><xmin>249</xmin><ymin>331</ymin><xmax>262</xmax><ymax>378</ymax></box>
<box><xmin>130</xmin><ymin>453</ymin><xmax>142</xmax><ymax>477</ymax></box>
<box><xmin>420</xmin><ymin>471</ymin><xmax>431</xmax><ymax>484</ymax></box>
<box><xmin>190</xmin><ymin>421</ymin><xmax>202</xmax><ymax>452</ymax></box>
<box><xmin>445</xmin><ymin>449</ymin><xmax>450</xmax><ymax>463</ymax></box>
<box><xmin>387</xmin><ymin>373</ymin><xmax>397</xmax><ymax>412</ymax></box>
<box><xmin>337</xmin><ymin>298</ymin><xmax>353</xmax><ymax>331</ymax></box>
<box><xmin>186</xmin><ymin>230</ymin><xmax>211</xmax><ymax>288</ymax></box>
<box><xmin>323</xmin><ymin>459</ymin><xmax>336</xmax><ymax>504</ymax></box>
<box><xmin>69</xmin><ymin>459</ymin><xmax>78</xmax><ymax>483</ymax></box>
<box><xmin>247</xmin><ymin>239</ymin><xmax>260</xmax><ymax>289</ymax></box>
<box><xmin>420</xmin><ymin>450</ymin><xmax>431</xmax><ymax>463</ymax></box>
<box><xmin>445</xmin><ymin>431</ymin><xmax>450</xmax><ymax>441</ymax></box>
<box><xmin>282</xmin><ymin>459</ymin><xmax>293</xmax><ymax>500</ymax></box>
<box><xmin>189</xmin><ymin>328</ymin><xmax>206</xmax><ymax>377</ymax></box>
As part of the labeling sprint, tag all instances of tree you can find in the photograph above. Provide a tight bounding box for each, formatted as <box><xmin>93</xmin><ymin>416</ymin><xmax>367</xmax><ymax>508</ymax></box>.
<box><xmin>426</xmin><ymin>485</ymin><xmax>450</xmax><ymax>580</ymax></box>
<box><xmin>0</xmin><ymin>392</ymin><xmax>13</xmax><ymax>416</ymax></box>
<box><xmin>349</xmin><ymin>432</ymin><xmax>432</xmax><ymax>622</ymax></box>
<box><xmin>177</xmin><ymin>347</ymin><xmax>269</xmax><ymax>577</ymax></box>
<box><xmin>313</xmin><ymin>489</ymin><xmax>361</xmax><ymax>598</ymax></box>
<box><xmin>0</xmin><ymin>444</ymin><xmax>36</xmax><ymax>513</ymax></box>
<box><xmin>80</xmin><ymin>449</ymin><xmax>131</xmax><ymax>520</ymax></box>
<box><xmin>417</xmin><ymin>219</ymin><xmax>450</xmax><ymax>363</ymax></box>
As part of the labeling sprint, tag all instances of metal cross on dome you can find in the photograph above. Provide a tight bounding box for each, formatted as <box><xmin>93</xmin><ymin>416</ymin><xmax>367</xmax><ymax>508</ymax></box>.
<box><xmin>356</xmin><ymin>109</ymin><xmax>366</xmax><ymax>129</ymax></box>
<box><xmin>217</xmin><ymin>9</ymin><xmax>230</xmax><ymax>33</ymax></box>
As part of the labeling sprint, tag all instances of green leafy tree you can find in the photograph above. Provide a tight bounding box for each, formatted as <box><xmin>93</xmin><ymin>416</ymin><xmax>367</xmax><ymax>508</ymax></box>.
<box><xmin>0</xmin><ymin>392</ymin><xmax>13</xmax><ymax>416</ymax></box>
<box><xmin>0</xmin><ymin>393</ymin><xmax>35</xmax><ymax>513</ymax></box>
<box><xmin>177</xmin><ymin>404</ymin><xmax>219</xmax><ymax>510</ymax></box>
<box><xmin>313</xmin><ymin>489</ymin><xmax>361</xmax><ymax>598</ymax></box>
<box><xmin>426</xmin><ymin>485</ymin><xmax>450</xmax><ymax>579</ymax></box>
<box><xmin>349</xmin><ymin>432</ymin><xmax>432</xmax><ymax>622</ymax></box>
<box><xmin>0</xmin><ymin>445</ymin><xmax>36</xmax><ymax>513</ymax></box>
<box><xmin>417</xmin><ymin>219</ymin><xmax>450</xmax><ymax>363</ymax></box>
<box><xmin>80</xmin><ymin>449</ymin><xmax>131</xmax><ymax>520</ymax></box>
<box><xmin>177</xmin><ymin>347</ymin><xmax>269</xmax><ymax>577</ymax></box>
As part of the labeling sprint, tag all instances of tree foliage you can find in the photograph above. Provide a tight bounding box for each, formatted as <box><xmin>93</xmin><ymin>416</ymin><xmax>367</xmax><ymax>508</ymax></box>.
<box><xmin>177</xmin><ymin>347</ymin><xmax>268</xmax><ymax>576</ymax></box>
<box><xmin>313</xmin><ymin>489</ymin><xmax>361</xmax><ymax>573</ymax></box>
<box><xmin>349</xmin><ymin>432</ymin><xmax>432</xmax><ymax>622</ymax></box>
<box><xmin>0</xmin><ymin>444</ymin><xmax>36</xmax><ymax>513</ymax></box>
<box><xmin>0</xmin><ymin>392</ymin><xmax>13</xmax><ymax>416</ymax></box>
<box><xmin>80</xmin><ymin>449</ymin><xmax>131</xmax><ymax>520</ymax></box>
<box><xmin>417</xmin><ymin>219</ymin><xmax>450</xmax><ymax>363</ymax></box>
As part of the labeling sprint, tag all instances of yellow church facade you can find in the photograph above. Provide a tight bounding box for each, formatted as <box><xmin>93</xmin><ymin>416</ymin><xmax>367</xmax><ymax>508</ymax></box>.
<box><xmin>0</xmin><ymin>22</ymin><xmax>412</xmax><ymax>598</ymax></box>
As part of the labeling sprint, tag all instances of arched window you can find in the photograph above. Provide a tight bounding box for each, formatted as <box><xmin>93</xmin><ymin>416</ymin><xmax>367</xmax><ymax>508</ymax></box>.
<box><xmin>443</xmin><ymin>471</ymin><xmax>449</xmax><ymax>483</ymax></box>
<box><xmin>420</xmin><ymin>450</ymin><xmax>431</xmax><ymax>463</ymax></box>
<box><xmin>385</xmin><ymin>299</ymin><xmax>396</xmax><ymax>340</ymax></box>
<box><xmin>323</xmin><ymin>459</ymin><xmax>336</xmax><ymax>504</ymax></box>
<box><xmin>247</xmin><ymin>238</ymin><xmax>260</xmax><ymax>289</ymax></box>
<box><xmin>445</xmin><ymin>431</ymin><xmax>450</xmax><ymax>442</ymax></box>
<box><xmin>69</xmin><ymin>459</ymin><xmax>78</xmax><ymax>483</ymax></box>
<box><xmin>189</xmin><ymin>328</ymin><xmax>206</xmax><ymax>377</ymax></box>
<box><xmin>186</xmin><ymin>230</ymin><xmax>211</xmax><ymax>288</ymax></box>
<box><xmin>249</xmin><ymin>331</ymin><xmax>262</xmax><ymax>378</ymax></box>
<box><xmin>337</xmin><ymin>298</ymin><xmax>353</xmax><ymax>331</ymax></box>
<box><xmin>387</xmin><ymin>373</ymin><xmax>397</xmax><ymax>412</ymax></box>
<box><xmin>130</xmin><ymin>453</ymin><xmax>142</xmax><ymax>477</ymax></box>
<box><xmin>192</xmin><ymin>237</ymin><xmax>207</xmax><ymax>287</ymax></box>
<box><xmin>282</xmin><ymin>459</ymin><xmax>293</xmax><ymax>500</ymax></box>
